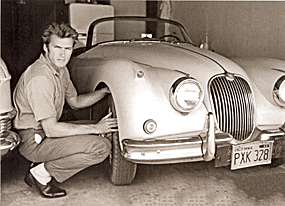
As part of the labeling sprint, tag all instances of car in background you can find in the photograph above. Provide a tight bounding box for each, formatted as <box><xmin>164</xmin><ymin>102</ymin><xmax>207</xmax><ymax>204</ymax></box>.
<box><xmin>0</xmin><ymin>58</ymin><xmax>20</xmax><ymax>159</ymax></box>
<box><xmin>67</xmin><ymin>16</ymin><xmax>285</xmax><ymax>185</ymax></box>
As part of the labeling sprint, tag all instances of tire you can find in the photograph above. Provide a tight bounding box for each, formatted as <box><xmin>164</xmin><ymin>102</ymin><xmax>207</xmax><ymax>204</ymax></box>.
<box><xmin>108</xmin><ymin>95</ymin><xmax>137</xmax><ymax>185</ymax></box>
<box><xmin>270</xmin><ymin>158</ymin><xmax>285</xmax><ymax>167</ymax></box>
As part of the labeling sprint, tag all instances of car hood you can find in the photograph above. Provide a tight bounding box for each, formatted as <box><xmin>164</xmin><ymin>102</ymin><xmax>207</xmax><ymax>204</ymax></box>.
<box><xmin>82</xmin><ymin>41</ymin><xmax>249</xmax><ymax>82</ymax></box>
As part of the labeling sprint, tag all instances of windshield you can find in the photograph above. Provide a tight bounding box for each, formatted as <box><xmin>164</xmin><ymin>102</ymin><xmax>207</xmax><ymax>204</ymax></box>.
<box><xmin>85</xmin><ymin>17</ymin><xmax>192</xmax><ymax>48</ymax></box>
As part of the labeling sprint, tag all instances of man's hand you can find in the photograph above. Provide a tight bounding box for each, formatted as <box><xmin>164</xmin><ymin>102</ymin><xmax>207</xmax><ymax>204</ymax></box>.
<box><xmin>95</xmin><ymin>113</ymin><xmax>118</xmax><ymax>134</ymax></box>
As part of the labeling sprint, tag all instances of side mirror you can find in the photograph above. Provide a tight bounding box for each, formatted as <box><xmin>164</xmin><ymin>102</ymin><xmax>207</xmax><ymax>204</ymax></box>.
<box><xmin>200</xmin><ymin>42</ymin><xmax>209</xmax><ymax>50</ymax></box>
<box><xmin>199</xmin><ymin>35</ymin><xmax>214</xmax><ymax>51</ymax></box>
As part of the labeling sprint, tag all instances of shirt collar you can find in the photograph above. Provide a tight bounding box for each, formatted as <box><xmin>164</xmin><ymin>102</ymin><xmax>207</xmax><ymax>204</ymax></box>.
<box><xmin>39</xmin><ymin>54</ymin><xmax>62</xmax><ymax>76</ymax></box>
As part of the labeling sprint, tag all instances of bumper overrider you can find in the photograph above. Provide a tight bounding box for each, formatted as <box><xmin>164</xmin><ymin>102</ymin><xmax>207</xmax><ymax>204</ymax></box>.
<box><xmin>0</xmin><ymin>109</ymin><xmax>20</xmax><ymax>159</ymax></box>
<box><xmin>122</xmin><ymin>113</ymin><xmax>285</xmax><ymax>168</ymax></box>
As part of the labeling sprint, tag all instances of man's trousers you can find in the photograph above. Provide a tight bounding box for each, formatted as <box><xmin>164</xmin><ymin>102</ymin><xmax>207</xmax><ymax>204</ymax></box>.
<box><xmin>18</xmin><ymin>128</ymin><xmax>111</xmax><ymax>183</ymax></box>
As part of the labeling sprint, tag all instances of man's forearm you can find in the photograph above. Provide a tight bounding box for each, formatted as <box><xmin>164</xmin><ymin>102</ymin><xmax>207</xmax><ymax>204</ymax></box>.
<box><xmin>68</xmin><ymin>88</ymin><xmax>109</xmax><ymax>109</ymax></box>
<box><xmin>43</xmin><ymin>121</ymin><xmax>100</xmax><ymax>138</ymax></box>
<box><xmin>42</xmin><ymin>115</ymin><xmax>117</xmax><ymax>138</ymax></box>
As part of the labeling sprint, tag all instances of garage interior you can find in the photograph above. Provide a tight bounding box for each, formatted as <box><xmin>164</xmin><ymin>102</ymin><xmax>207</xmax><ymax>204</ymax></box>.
<box><xmin>2</xmin><ymin>1</ymin><xmax>285</xmax><ymax>89</ymax></box>
<box><xmin>2</xmin><ymin>1</ymin><xmax>285</xmax><ymax>205</ymax></box>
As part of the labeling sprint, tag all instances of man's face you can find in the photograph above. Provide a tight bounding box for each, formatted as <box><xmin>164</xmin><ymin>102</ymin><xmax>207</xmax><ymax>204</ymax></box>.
<box><xmin>44</xmin><ymin>34</ymin><xmax>74</xmax><ymax>68</ymax></box>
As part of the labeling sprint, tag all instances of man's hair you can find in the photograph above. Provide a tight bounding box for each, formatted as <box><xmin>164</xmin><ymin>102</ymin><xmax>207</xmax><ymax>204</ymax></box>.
<box><xmin>42</xmin><ymin>22</ymin><xmax>78</xmax><ymax>46</ymax></box>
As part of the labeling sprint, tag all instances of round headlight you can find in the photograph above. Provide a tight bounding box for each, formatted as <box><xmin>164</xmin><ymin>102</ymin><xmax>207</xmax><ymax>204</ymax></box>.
<box><xmin>170</xmin><ymin>77</ymin><xmax>204</xmax><ymax>113</ymax></box>
<box><xmin>273</xmin><ymin>76</ymin><xmax>285</xmax><ymax>107</ymax></box>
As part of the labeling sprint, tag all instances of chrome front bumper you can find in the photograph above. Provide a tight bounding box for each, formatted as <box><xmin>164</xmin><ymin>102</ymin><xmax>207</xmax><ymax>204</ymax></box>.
<box><xmin>122</xmin><ymin>113</ymin><xmax>285</xmax><ymax>165</ymax></box>
<box><xmin>122</xmin><ymin>113</ymin><xmax>227</xmax><ymax>164</ymax></box>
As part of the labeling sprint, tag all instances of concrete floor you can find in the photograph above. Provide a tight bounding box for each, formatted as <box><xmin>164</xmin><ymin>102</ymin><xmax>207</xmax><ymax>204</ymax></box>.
<box><xmin>1</xmin><ymin>148</ymin><xmax>285</xmax><ymax>206</ymax></box>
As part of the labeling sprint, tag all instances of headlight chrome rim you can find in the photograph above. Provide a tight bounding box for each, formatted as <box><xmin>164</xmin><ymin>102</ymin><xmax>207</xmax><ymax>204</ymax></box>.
<box><xmin>273</xmin><ymin>76</ymin><xmax>285</xmax><ymax>107</ymax></box>
<box><xmin>170</xmin><ymin>77</ymin><xmax>204</xmax><ymax>113</ymax></box>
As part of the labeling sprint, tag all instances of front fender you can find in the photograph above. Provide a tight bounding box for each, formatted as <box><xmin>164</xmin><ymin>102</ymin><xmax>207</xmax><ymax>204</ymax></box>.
<box><xmin>231</xmin><ymin>57</ymin><xmax>285</xmax><ymax>128</ymax></box>
<box><xmin>231</xmin><ymin>57</ymin><xmax>285</xmax><ymax>106</ymax></box>
<box><xmin>69</xmin><ymin>57</ymin><xmax>209</xmax><ymax>140</ymax></box>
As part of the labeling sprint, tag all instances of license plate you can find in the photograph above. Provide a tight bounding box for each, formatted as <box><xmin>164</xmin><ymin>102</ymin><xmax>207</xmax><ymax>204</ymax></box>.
<box><xmin>231</xmin><ymin>141</ymin><xmax>273</xmax><ymax>170</ymax></box>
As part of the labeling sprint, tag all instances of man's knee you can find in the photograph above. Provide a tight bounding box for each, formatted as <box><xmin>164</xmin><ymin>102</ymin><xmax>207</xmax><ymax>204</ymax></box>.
<box><xmin>88</xmin><ymin>137</ymin><xmax>111</xmax><ymax>159</ymax></box>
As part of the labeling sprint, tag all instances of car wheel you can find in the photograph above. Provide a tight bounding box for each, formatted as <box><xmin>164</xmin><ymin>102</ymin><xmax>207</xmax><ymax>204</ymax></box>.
<box><xmin>108</xmin><ymin>95</ymin><xmax>137</xmax><ymax>185</ymax></box>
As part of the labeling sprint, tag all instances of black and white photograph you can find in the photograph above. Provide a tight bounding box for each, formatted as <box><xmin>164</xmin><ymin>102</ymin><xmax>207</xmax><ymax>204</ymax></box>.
<box><xmin>1</xmin><ymin>0</ymin><xmax>285</xmax><ymax>205</ymax></box>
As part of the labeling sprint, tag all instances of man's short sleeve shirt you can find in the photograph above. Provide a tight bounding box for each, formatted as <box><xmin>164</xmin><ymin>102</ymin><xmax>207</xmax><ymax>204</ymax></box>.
<box><xmin>13</xmin><ymin>54</ymin><xmax>77</xmax><ymax>130</ymax></box>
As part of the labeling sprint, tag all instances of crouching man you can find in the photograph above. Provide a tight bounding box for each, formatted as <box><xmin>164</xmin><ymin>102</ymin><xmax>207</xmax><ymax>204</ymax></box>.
<box><xmin>13</xmin><ymin>22</ymin><xmax>117</xmax><ymax>198</ymax></box>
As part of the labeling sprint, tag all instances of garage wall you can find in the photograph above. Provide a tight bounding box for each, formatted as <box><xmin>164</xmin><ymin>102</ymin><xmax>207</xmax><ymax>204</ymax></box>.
<box><xmin>110</xmin><ymin>0</ymin><xmax>146</xmax><ymax>16</ymax></box>
<box><xmin>171</xmin><ymin>1</ymin><xmax>285</xmax><ymax>60</ymax></box>
<box><xmin>1</xmin><ymin>0</ymin><xmax>146</xmax><ymax>88</ymax></box>
<box><xmin>5</xmin><ymin>0</ymin><xmax>285</xmax><ymax>87</ymax></box>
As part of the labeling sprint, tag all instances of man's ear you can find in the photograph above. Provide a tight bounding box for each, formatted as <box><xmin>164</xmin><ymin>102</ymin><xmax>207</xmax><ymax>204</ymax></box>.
<box><xmin>43</xmin><ymin>44</ymin><xmax>48</xmax><ymax>53</ymax></box>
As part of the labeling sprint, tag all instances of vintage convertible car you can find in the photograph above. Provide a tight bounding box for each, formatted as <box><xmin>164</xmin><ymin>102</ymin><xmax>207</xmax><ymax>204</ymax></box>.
<box><xmin>0</xmin><ymin>58</ymin><xmax>20</xmax><ymax>159</ymax></box>
<box><xmin>67</xmin><ymin>16</ymin><xmax>285</xmax><ymax>185</ymax></box>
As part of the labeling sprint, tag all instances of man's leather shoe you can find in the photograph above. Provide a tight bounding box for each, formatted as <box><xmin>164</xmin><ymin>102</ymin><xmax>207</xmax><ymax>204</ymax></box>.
<box><xmin>24</xmin><ymin>171</ymin><xmax>66</xmax><ymax>198</ymax></box>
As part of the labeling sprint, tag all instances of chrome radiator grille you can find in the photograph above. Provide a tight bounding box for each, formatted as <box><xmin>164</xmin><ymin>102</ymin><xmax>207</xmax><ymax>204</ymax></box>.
<box><xmin>209</xmin><ymin>75</ymin><xmax>255</xmax><ymax>141</ymax></box>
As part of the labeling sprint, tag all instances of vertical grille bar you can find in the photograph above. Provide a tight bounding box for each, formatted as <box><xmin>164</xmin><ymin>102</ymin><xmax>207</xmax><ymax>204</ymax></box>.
<box><xmin>209</xmin><ymin>75</ymin><xmax>255</xmax><ymax>141</ymax></box>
